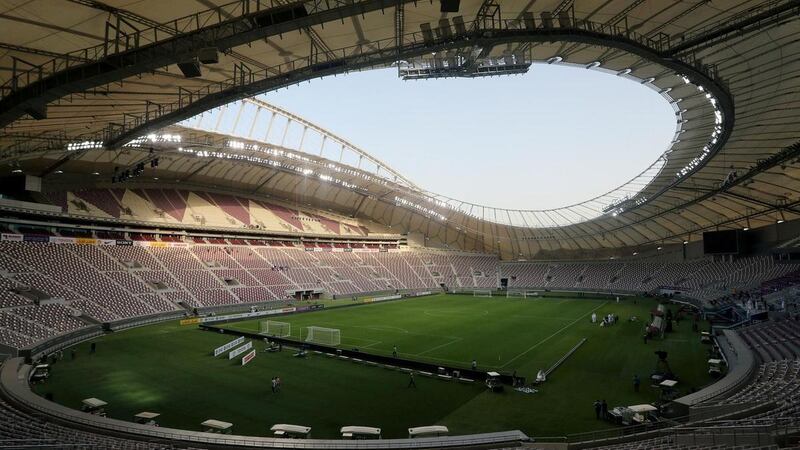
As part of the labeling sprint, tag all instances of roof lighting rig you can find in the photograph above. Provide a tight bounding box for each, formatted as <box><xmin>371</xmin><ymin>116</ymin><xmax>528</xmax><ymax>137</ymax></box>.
<box><xmin>65</xmin><ymin>140</ymin><xmax>104</xmax><ymax>151</ymax></box>
<box><xmin>399</xmin><ymin>53</ymin><xmax>531</xmax><ymax>80</ymax></box>
<box><xmin>600</xmin><ymin>72</ymin><xmax>730</xmax><ymax>219</ymax></box>
<box><xmin>675</xmin><ymin>75</ymin><xmax>725</xmax><ymax>179</ymax></box>
<box><xmin>175</xmin><ymin>142</ymin><xmax>364</xmax><ymax>193</ymax></box>
<box><xmin>603</xmin><ymin>195</ymin><xmax>650</xmax><ymax>217</ymax></box>
<box><xmin>123</xmin><ymin>134</ymin><xmax>182</xmax><ymax>147</ymax></box>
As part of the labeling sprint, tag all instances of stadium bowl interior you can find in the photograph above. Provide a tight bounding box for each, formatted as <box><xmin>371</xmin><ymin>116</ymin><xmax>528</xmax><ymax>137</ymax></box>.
<box><xmin>1</xmin><ymin>1</ymin><xmax>800</xmax><ymax>449</ymax></box>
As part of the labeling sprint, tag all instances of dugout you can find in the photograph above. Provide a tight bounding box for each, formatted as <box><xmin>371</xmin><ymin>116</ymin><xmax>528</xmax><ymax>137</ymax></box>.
<box><xmin>271</xmin><ymin>423</ymin><xmax>311</xmax><ymax>438</ymax></box>
<box><xmin>708</xmin><ymin>358</ymin><xmax>725</xmax><ymax>377</ymax></box>
<box><xmin>28</xmin><ymin>364</ymin><xmax>49</xmax><ymax>383</ymax></box>
<box><xmin>485</xmin><ymin>372</ymin><xmax>503</xmax><ymax>392</ymax></box>
<box><xmin>408</xmin><ymin>425</ymin><xmax>449</xmax><ymax>438</ymax></box>
<box><xmin>287</xmin><ymin>288</ymin><xmax>323</xmax><ymax>301</ymax></box>
<box><xmin>609</xmin><ymin>404</ymin><xmax>658</xmax><ymax>426</ymax></box>
<box><xmin>134</xmin><ymin>412</ymin><xmax>160</xmax><ymax>426</ymax></box>
<box><xmin>201</xmin><ymin>419</ymin><xmax>233</xmax><ymax>434</ymax></box>
<box><xmin>81</xmin><ymin>398</ymin><xmax>107</xmax><ymax>416</ymax></box>
<box><xmin>341</xmin><ymin>426</ymin><xmax>381</xmax><ymax>439</ymax></box>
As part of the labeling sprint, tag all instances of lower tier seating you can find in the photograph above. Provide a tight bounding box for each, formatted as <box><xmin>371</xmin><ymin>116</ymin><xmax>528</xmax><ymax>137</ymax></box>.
<box><xmin>3</xmin><ymin>239</ymin><xmax>800</xmax><ymax>352</ymax></box>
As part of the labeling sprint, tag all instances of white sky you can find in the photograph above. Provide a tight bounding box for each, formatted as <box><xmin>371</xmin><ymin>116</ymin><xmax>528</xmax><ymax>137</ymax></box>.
<box><xmin>261</xmin><ymin>65</ymin><xmax>675</xmax><ymax>210</ymax></box>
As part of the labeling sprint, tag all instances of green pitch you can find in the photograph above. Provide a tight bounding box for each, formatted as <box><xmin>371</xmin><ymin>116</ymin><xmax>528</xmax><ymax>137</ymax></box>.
<box><xmin>35</xmin><ymin>294</ymin><xmax>711</xmax><ymax>439</ymax></box>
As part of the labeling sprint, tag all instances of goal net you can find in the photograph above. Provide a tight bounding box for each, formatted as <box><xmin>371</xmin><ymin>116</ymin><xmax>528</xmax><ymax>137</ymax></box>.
<box><xmin>305</xmin><ymin>326</ymin><xmax>341</xmax><ymax>346</ymax></box>
<box><xmin>260</xmin><ymin>320</ymin><xmax>291</xmax><ymax>337</ymax></box>
<box><xmin>473</xmin><ymin>289</ymin><xmax>493</xmax><ymax>297</ymax></box>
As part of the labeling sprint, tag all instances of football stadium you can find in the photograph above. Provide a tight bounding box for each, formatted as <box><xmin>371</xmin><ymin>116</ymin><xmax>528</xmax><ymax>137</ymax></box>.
<box><xmin>1</xmin><ymin>1</ymin><xmax>800</xmax><ymax>449</ymax></box>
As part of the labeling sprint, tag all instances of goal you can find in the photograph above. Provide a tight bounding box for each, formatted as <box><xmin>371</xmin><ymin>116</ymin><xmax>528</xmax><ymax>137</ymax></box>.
<box><xmin>506</xmin><ymin>290</ymin><xmax>541</xmax><ymax>299</ymax></box>
<box><xmin>260</xmin><ymin>320</ymin><xmax>291</xmax><ymax>337</ymax></box>
<box><xmin>473</xmin><ymin>289</ymin><xmax>493</xmax><ymax>297</ymax></box>
<box><xmin>305</xmin><ymin>326</ymin><xmax>341</xmax><ymax>346</ymax></box>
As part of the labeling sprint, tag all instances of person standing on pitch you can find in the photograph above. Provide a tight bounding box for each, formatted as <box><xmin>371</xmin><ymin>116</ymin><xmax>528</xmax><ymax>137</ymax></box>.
<box><xmin>471</xmin><ymin>359</ymin><xmax>477</xmax><ymax>370</ymax></box>
<box><xmin>407</xmin><ymin>372</ymin><xmax>416</xmax><ymax>388</ymax></box>
<box><xmin>271</xmin><ymin>377</ymin><xmax>277</xmax><ymax>394</ymax></box>
<box><xmin>593</xmin><ymin>400</ymin><xmax>601</xmax><ymax>419</ymax></box>
<box><xmin>393</xmin><ymin>345</ymin><xmax>398</xmax><ymax>358</ymax></box>
<box><xmin>633</xmin><ymin>374</ymin><xmax>641</xmax><ymax>392</ymax></box>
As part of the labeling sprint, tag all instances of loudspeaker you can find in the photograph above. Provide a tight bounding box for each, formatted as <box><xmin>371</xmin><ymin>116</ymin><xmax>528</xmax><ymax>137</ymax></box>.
<box><xmin>253</xmin><ymin>5</ymin><xmax>308</xmax><ymax>27</ymax></box>
<box><xmin>540</xmin><ymin>12</ymin><xmax>553</xmax><ymax>28</ymax></box>
<box><xmin>198</xmin><ymin>47</ymin><xmax>219</xmax><ymax>64</ymax></box>
<box><xmin>177</xmin><ymin>59</ymin><xmax>202</xmax><ymax>78</ymax></box>
<box><xmin>440</xmin><ymin>0</ymin><xmax>460</xmax><ymax>13</ymax></box>
<box><xmin>452</xmin><ymin>16</ymin><xmax>467</xmax><ymax>35</ymax></box>
<box><xmin>437</xmin><ymin>18</ymin><xmax>452</xmax><ymax>38</ymax></box>
<box><xmin>523</xmin><ymin>12</ymin><xmax>535</xmax><ymax>30</ymax></box>
<box><xmin>558</xmin><ymin>11</ymin><xmax>571</xmax><ymax>27</ymax></box>
<box><xmin>420</xmin><ymin>23</ymin><xmax>434</xmax><ymax>44</ymax></box>
<box><xmin>24</xmin><ymin>103</ymin><xmax>47</xmax><ymax>120</ymax></box>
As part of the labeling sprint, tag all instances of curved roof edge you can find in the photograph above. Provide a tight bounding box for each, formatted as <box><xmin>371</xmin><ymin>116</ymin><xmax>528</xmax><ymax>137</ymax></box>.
<box><xmin>177</xmin><ymin>97</ymin><xmax>420</xmax><ymax>190</ymax></box>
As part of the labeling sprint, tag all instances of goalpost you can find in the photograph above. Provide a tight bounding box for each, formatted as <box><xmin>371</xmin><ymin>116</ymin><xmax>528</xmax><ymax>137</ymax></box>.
<box><xmin>473</xmin><ymin>289</ymin><xmax>493</xmax><ymax>298</ymax></box>
<box><xmin>305</xmin><ymin>326</ymin><xmax>341</xmax><ymax>346</ymax></box>
<box><xmin>260</xmin><ymin>320</ymin><xmax>291</xmax><ymax>337</ymax></box>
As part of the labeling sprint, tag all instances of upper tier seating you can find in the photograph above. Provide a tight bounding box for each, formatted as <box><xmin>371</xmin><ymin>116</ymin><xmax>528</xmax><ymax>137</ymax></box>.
<box><xmin>50</xmin><ymin>188</ymin><xmax>389</xmax><ymax>236</ymax></box>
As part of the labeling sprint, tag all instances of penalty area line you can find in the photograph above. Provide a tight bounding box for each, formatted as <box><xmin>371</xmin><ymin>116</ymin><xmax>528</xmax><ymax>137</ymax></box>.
<box><xmin>415</xmin><ymin>337</ymin><xmax>463</xmax><ymax>357</ymax></box>
<box><xmin>499</xmin><ymin>301</ymin><xmax>608</xmax><ymax>369</ymax></box>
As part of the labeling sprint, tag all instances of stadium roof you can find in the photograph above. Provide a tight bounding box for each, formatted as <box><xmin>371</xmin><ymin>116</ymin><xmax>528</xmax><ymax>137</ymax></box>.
<box><xmin>1</xmin><ymin>0</ymin><xmax>800</xmax><ymax>258</ymax></box>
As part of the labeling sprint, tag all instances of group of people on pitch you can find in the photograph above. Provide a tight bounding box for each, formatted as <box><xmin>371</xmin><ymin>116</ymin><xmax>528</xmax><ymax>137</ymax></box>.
<box><xmin>591</xmin><ymin>312</ymin><xmax>619</xmax><ymax>327</ymax></box>
<box><xmin>271</xmin><ymin>376</ymin><xmax>283</xmax><ymax>393</ymax></box>
<box><xmin>592</xmin><ymin>399</ymin><xmax>609</xmax><ymax>419</ymax></box>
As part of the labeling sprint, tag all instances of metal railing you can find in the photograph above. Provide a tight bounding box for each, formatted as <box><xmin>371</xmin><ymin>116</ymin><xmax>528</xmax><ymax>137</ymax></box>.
<box><xmin>99</xmin><ymin>12</ymin><xmax>726</xmax><ymax>144</ymax></box>
<box><xmin>1</xmin><ymin>2</ymin><xmax>698</xmax><ymax>99</ymax></box>
<box><xmin>0</xmin><ymin>0</ymin><xmax>356</xmax><ymax>96</ymax></box>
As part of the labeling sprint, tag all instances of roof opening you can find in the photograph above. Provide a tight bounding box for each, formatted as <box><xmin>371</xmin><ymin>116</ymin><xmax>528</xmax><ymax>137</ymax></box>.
<box><xmin>261</xmin><ymin>65</ymin><xmax>675</xmax><ymax>211</ymax></box>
